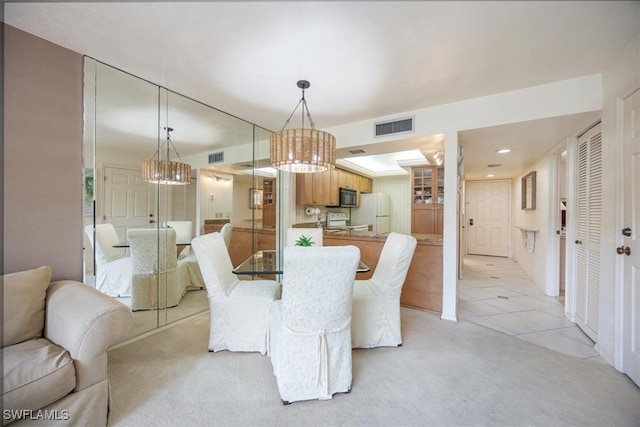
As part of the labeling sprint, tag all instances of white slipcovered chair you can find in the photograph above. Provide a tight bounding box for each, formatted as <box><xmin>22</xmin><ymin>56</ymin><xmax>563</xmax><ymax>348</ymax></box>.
<box><xmin>191</xmin><ymin>232</ymin><xmax>280</xmax><ymax>354</ymax></box>
<box><xmin>220</xmin><ymin>223</ymin><xmax>233</xmax><ymax>249</ymax></box>
<box><xmin>127</xmin><ymin>228</ymin><xmax>188</xmax><ymax>311</ymax></box>
<box><xmin>351</xmin><ymin>232</ymin><xmax>417</xmax><ymax>349</ymax></box>
<box><xmin>165</xmin><ymin>220</ymin><xmax>205</xmax><ymax>290</ymax></box>
<box><xmin>270</xmin><ymin>245</ymin><xmax>360</xmax><ymax>404</ymax></box>
<box><xmin>286</xmin><ymin>227</ymin><xmax>323</xmax><ymax>247</ymax></box>
<box><xmin>85</xmin><ymin>223</ymin><xmax>132</xmax><ymax>297</ymax></box>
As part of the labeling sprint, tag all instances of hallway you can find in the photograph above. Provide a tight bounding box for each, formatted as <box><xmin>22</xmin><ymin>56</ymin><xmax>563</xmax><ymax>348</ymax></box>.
<box><xmin>458</xmin><ymin>255</ymin><xmax>605</xmax><ymax>363</ymax></box>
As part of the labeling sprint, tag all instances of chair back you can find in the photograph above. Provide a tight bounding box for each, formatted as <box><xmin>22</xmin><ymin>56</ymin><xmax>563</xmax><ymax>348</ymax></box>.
<box><xmin>281</xmin><ymin>246</ymin><xmax>359</xmax><ymax>331</ymax></box>
<box><xmin>165</xmin><ymin>221</ymin><xmax>193</xmax><ymax>244</ymax></box>
<box><xmin>220</xmin><ymin>223</ymin><xmax>233</xmax><ymax>249</ymax></box>
<box><xmin>371</xmin><ymin>232</ymin><xmax>417</xmax><ymax>295</ymax></box>
<box><xmin>191</xmin><ymin>232</ymin><xmax>238</xmax><ymax>299</ymax></box>
<box><xmin>285</xmin><ymin>228</ymin><xmax>323</xmax><ymax>247</ymax></box>
<box><xmin>127</xmin><ymin>228</ymin><xmax>178</xmax><ymax>274</ymax></box>
<box><xmin>86</xmin><ymin>223</ymin><xmax>126</xmax><ymax>265</ymax></box>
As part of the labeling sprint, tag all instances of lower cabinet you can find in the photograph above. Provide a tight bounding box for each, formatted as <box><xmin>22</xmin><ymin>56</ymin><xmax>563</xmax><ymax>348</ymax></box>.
<box><xmin>411</xmin><ymin>205</ymin><xmax>443</xmax><ymax>235</ymax></box>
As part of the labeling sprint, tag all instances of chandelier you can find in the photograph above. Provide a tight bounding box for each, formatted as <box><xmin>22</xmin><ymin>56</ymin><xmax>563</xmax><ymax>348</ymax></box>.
<box><xmin>270</xmin><ymin>80</ymin><xmax>336</xmax><ymax>173</ymax></box>
<box><xmin>142</xmin><ymin>127</ymin><xmax>191</xmax><ymax>185</ymax></box>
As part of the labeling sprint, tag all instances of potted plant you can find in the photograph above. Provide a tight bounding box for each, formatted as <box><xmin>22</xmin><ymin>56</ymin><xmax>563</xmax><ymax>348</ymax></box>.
<box><xmin>294</xmin><ymin>235</ymin><xmax>315</xmax><ymax>247</ymax></box>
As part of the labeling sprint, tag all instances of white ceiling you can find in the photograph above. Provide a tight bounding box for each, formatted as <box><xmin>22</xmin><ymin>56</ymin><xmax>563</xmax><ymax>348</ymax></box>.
<box><xmin>4</xmin><ymin>1</ymin><xmax>638</xmax><ymax>179</ymax></box>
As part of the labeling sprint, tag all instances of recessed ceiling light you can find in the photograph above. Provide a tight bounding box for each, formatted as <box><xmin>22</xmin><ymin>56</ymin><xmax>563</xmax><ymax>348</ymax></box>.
<box><xmin>496</xmin><ymin>148</ymin><xmax>512</xmax><ymax>154</ymax></box>
<box><xmin>488</xmin><ymin>163</ymin><xmax>501</xmax><ymax>168</ymax></box>
<box><xmin>486</xmin><ymin>174</ymin><xmax>495</xmax><ymax>178</ymax></box>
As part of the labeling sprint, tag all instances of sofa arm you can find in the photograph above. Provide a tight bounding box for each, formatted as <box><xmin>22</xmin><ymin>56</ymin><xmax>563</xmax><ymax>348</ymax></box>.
<box><xmin>45</xmin><ymin>280</ymin><xmax>133</xmax><ymax>392</ymax></box>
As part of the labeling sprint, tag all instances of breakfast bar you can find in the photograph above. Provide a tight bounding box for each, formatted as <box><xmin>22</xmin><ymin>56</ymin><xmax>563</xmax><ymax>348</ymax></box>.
<box><xmin>211</xmin><ymin>225</ymin><xmax>443</xmax><ymax>314</ymax></box>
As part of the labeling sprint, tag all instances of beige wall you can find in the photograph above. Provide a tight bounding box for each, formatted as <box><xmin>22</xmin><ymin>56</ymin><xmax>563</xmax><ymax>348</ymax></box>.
<box><xmin>4</xmin><ymin>24</ymin><xmax>83</xmax><ymax>281</ymax></box>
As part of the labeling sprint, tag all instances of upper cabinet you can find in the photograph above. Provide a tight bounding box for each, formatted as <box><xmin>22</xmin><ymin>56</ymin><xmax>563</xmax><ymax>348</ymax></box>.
<box><xmin>296</xmin><ymin>168</ymin><xmax>371</xmax><ymax>206</ymax></box>
<box><xmin>411</xmin><ymin>166</ymin><xmax>444</xmax><ymax>235</ymax></box>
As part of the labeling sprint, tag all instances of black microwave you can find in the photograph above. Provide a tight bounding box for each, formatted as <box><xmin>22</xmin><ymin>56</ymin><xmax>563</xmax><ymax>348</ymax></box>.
<box><xmin>338</xmin><ymin>188</ymin><xmax>358</xmax><ymax>208</ymax></box>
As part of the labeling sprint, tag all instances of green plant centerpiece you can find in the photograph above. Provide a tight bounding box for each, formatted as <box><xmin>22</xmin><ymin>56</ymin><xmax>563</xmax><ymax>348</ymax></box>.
<box><xmin>294</xmin><ymin>234</ymin><xmax>315</xmax><ymax>247</ymax></box>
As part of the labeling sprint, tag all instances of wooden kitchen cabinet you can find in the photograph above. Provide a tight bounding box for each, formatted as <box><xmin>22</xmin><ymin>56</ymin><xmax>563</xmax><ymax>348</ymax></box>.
<box><xmin>296</xmin><ymin>168</ymin><xmax>371</xmax><ymax>206</ymax></box>
<box><xmin>296</xmin><ymin>170</ymin><xmax>331</xmax><ymax>205</ymax></box>
<box><xmin>411</xmin><ymin>166</ymin><xmax>444</xmax><ymax>235</ymax></box>
<box><xmin>262</xmin><ymin>178</ymin><xmax>276</xmax><ymax>228</ymax></box>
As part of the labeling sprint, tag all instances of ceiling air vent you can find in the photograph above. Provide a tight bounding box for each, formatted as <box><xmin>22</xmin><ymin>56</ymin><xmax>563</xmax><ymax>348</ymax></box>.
<box><xmin>208</xmin><ymin>151</ymin><xmax>224</xmax><ymax>164</ymax></box>
<box><xmin>374</xmin><ymin>116</ymin><xmax>414</xmax><ymax>137</ymax></box>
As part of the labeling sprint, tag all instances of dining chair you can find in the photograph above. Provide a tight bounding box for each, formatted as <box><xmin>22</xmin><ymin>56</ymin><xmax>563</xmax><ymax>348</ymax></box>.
<box><xmin>220</xmin><ymin>223</ymin><xmax>233</xmax><ymax>249</ymax></box>
<box><xmin>351</xmin><ymin>232</ymin><xmax>417</xmax><ymax>348</ymax></box>
<box><xmin>127</xmin><ymin>228</ymin><xmax>188</xmax><ymax>311</ymax></box>
<box><xmin>191</xmin><ymin>232</ymin><xmax>281</xmax><ymax>354</ymax></box>
<box><xmin>270</xmin><ymin>245</ymin><xmax>360</xmax><ymax>404</ymax></box>
<box><xmin>165</xmin><ymin>220</ymin><xmax>205</xmax><ymax>290</ymax></box>
<box><xmin>85</xmin><ymin>223</ymin><xmax>132</xmax><ymax>297</ymax></box>
<box><xmin>285</xmin><ymin>227</ymin><xmax>323</xmax><ymax>247</ymax></box>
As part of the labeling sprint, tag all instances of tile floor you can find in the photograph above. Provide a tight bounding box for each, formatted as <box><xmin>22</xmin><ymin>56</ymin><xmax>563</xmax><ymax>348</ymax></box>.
<box><xmin>458</xmin><ymin>255</ymin><xmax>605</xmax><ymax>362</ymax></box>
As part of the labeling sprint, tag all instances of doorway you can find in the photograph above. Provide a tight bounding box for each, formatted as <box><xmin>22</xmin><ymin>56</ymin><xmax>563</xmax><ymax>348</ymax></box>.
<box><xmin>466</xmin><ymin>180</ymin><xmax>511</xmax><ymax>257</ymax></box>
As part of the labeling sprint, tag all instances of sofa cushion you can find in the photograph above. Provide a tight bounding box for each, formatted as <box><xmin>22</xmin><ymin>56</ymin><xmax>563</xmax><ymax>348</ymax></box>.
<box><xmin>2</xmin><ymin>266</ymin><xmax>52</xmax><ymax>347</ymax></box>
<box><xmin>2</xmin><ymin>338</ymin><xmax>75</xmax><ymax>424</ymax></box>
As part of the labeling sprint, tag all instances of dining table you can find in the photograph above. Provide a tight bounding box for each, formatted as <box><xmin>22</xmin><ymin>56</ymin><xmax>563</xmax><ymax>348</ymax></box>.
<box><xmin>233</xmin><ymin>249</ymin><xmax>370</xmax><ymax>276</ymax></box>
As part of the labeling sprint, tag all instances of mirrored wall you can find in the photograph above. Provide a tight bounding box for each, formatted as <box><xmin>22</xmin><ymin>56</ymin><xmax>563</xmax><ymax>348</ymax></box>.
<box><xmin>83</xmin><ymin>58</ymin><xmax>276</xmax><ymax>340</ymax></box>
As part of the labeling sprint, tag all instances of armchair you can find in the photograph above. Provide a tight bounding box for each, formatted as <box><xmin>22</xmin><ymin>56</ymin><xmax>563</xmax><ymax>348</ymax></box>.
<box><xmin>85</xmin><ymin>223</ymin><xmax>132</xmax><ymax>297</ymax></box>
<box><xmin>191</xmin><ymin>232</ymin><xmax>280</xmax><ymax>354</ymax></box>
<box><xmin>2</xmin><ymin>266</ymin><xmax>133</xmax><ymax>425</ymax></box>
<box><xmin>270</xmin><ymin>246</ymin><xmax>360</xmax><ymax>404</ymax></box>
<box><xmin>351</xmin><ymin>232</ymin><xmax>417</xmax><ymax>348</ymax></box>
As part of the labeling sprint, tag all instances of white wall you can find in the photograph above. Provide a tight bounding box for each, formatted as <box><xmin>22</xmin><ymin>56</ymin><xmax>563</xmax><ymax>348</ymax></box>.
<box><xmin>511</xmin><ymin>155</ymin><xmax>556</xmax><ymax>295</ymax></box>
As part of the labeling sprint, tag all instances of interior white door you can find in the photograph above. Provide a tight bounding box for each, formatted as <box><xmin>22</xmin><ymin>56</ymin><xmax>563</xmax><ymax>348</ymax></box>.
<box><xmin>574</xmin><ymin>123</ymin><xmax>602</xmax><ymax>342</ymax></box>
<box><xmin>621</xmin><ymin>89</ymin><xmax>640</xmax><ymax>386</ymax></box>
<box><xmin>103</xmin><ymin>165</ymin><xmax>155</xmax><ymax>241</ymax></box>
<box><xmin>466</xmin><ymin>180</ymin><xmax>510</xmax><ymax>257</ymax></box>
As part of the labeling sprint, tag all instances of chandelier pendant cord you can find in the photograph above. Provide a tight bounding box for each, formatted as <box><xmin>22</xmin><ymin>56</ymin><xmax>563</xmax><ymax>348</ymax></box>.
<box><xmin>278</xmin><ymin>88</ymin><xmax>317</xmax><ymax>132</ymax></box>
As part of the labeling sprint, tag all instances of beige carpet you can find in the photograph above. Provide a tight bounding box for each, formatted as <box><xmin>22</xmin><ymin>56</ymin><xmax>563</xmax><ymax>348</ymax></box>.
<box><xmin>107</xmin><ymin>308</ymin><xmax>639</xmax><ymax>426</ymax></box>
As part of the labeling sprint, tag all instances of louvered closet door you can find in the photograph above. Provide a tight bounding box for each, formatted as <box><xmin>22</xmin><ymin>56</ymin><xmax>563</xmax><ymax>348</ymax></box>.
<box><xmin>575</xmin><ymin>123</ymin><xmax>602</xmax><ymax>341</ymax></box>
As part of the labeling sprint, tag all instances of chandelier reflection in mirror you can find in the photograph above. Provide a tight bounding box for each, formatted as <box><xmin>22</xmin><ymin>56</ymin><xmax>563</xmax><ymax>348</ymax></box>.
<box><xmin>270</xmin><ymin>80</ymin><xmax>336</xmax><ymax>173</ymax></box>
<box><xmin>142</xmin><ymin>127</ymin><xmax>192</xmax><ymax>185</ymax></box>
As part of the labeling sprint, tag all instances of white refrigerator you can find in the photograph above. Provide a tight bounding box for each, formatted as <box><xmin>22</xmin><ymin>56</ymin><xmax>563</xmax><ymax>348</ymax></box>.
<box><xmin>350</xmin><ymin>193</ymin><xmax>391</xmax><ymax>235</ymax></box>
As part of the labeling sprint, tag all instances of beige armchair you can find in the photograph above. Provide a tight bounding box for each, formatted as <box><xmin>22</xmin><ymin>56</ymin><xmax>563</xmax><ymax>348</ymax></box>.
<box><xmin>2</xmin><ymin>266</ymin><xmax>133</xmax><ymax>426</ymax></box>
<box><xmin>351</xmin><ymin>232</ymin><xmax>417</xmax><ymax>348</ymax></box>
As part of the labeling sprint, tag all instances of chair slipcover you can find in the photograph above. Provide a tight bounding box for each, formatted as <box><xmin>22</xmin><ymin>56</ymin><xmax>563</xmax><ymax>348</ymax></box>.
<box><xmin>85</xmin><ymin>224</ymin><xmax>132</xmax><ymax>297</ymax></box>
<box><xmin>220</xmin><ymin>223</ymin><xmax>233</xmax><ymax>249</ymax></box>
<box><xmin>127</xmin><ymin>228</ymin><xmax>188</xmax><ymax>311</ymax></box>
<box><xmin>191</xmin><ymin>232</ymin><xmax>280</xmax><ymax>354</ymax></box>
<box><xmin>285</xmin><ymin>227</ymin><xmax>323</xmax><ymax>247</ymax></box>
<box><xmin>270</xmin><ymin>245</ymin><xmax>360</xmax><ymax>404</ymax></box>
<box><xmin>165</xmin><ymin>220</ymin><xmax>205</xmax><ymax>290</ymax></box>
<box><xmin>351</xmin><ymin>232</ymin><xmax>417</xmax><ymax>348</ymax></box>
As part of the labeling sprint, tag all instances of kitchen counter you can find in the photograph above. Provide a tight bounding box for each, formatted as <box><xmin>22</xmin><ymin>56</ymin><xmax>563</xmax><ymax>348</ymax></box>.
<box><xmin>225</xmin><ymin>226</ymin><xmax>443</xmax><ymax>313</ymax></box>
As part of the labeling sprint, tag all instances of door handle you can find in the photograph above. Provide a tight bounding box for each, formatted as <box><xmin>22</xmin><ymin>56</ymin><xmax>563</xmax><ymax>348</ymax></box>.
<box><xmin>575</xmin><ymin>240</ymin><xmax>582</xmax><ymax>245</ymax></box>
<box><xmin>616</xmin><ymin>246</ymin><xmax>631</xmax><ymax>256</ymax></box>
<box><xmin>469</xmin><ymin>219</ymin><xmax>474</xmax><ymax>226</ymax></box>
<box><xmin>622</xmin><ymin>227</ymin><xmax>631</xmax><ymax>237</ymax></box>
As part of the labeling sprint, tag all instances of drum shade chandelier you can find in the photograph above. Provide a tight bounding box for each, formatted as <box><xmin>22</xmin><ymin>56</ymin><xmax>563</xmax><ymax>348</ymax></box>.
<box><xmin>270</xmin><ymin>80</ymin><xmax>336</xmax><ymax>173</ymax></box>
<box><xmin>142</xmin><ymin>127</ymin><xmax>191</xmax><ymax>185</ymax></box>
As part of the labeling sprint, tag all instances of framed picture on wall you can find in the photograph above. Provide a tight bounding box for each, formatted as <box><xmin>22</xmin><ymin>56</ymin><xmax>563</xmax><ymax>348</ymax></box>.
<box><xmin>84</xmin><ymin>168</ymin><xmax>94</xmax><ymax>216</ymax></box>
<box><xmin>521</xmin><ymin>171</ymin><xmax>536</xmax><ymax>210</ymax></box>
